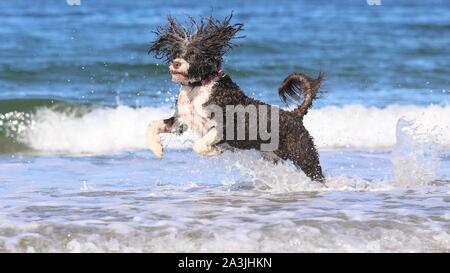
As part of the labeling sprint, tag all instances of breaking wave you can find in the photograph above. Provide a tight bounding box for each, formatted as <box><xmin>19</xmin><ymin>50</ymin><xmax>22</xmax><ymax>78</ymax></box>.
<box><xmin>0</xmin><ymin>99</ymin><xmax>449</xmax><ymax>154</ymax></box>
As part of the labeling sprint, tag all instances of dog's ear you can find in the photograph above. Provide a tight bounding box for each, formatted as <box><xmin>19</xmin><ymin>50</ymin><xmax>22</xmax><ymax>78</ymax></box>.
<box><xmin>189</xmin><ymin>13</ymin><xmax>244</xmax><ymax>62</ymax></box>
<box><xmin>148</xmin><ymin>16</ymin><xmax>189</xmax><ymax>62</ymax></box>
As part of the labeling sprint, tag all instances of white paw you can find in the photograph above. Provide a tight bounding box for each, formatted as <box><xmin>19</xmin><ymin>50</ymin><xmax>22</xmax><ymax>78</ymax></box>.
<box><xmin>147</xmin><ymin>123</ymin><xmax>164</xmax><ymax>159</ymax></box>
<box><xmin>149</xmin><ymin>137</ymin><xmax>163</xmax><ymax>159</ymax></box>
<box><xmin>192</xmin><ymin>141</ymin><xmax>221</xmax><ymax>156</ymax></box>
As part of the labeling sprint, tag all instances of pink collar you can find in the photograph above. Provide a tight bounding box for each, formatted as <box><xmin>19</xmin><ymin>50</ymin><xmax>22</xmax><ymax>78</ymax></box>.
<box><xmin>192</xmin><ymin>69</ymin><xmax>224</xmax><ymax>86</ymax></box>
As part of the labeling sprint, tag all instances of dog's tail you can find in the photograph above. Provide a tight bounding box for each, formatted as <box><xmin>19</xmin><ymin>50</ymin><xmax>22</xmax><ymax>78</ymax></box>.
<box><xmin>278</xmin><ymin>72</ymin><xmax>324</xmax><ymax>118</ymax></box>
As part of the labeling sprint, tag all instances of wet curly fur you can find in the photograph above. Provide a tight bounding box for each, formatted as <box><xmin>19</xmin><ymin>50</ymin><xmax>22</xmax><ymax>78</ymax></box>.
<box><xmin>149</xmin><ymin>14</ymin><xmax>243</xmax><ymax>81</ymax></box>
<box><xmin>148</xmin><ymin>13</ymin><xmax>325</xmax><ymax>182</ymax></box>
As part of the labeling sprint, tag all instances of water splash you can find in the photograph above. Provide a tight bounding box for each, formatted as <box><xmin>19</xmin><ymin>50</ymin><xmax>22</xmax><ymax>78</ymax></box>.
<box><xmin>221</xmin><ymin>150</ymin><xmax>391</xmax><ymax>193</ymax></box>
<box><xmin>223</xmin><ymin>151</ymin><xmax>317</xmax><ymax>193</ymax></box>
<box><xmin>390</xmin><ymin>117</ymin><xmax>442</xmax><ymax>187</ymax></box>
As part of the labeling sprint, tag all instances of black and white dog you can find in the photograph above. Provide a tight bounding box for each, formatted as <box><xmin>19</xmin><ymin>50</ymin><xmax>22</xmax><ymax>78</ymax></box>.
<box><xmin>147</xmin><ymin>14</ymin><xmax>325</xmax><ymax>182</ymax></box>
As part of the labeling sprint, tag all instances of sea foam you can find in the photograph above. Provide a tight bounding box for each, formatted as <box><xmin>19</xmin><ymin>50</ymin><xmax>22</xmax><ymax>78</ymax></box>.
<box><xmin>14</xmin><ymin>104</ymin><xmax>450</xmax><ymax>155</ymax></box>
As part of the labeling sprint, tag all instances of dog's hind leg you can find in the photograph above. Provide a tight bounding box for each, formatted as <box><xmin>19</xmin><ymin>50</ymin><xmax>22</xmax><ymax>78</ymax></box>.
<box><xmin>147</xmin><ymin>117</ymin><xmax>175</xmax><ymax>159</ymax></box>
<box><xmin>193</xmin><ymin>127</ymin><xmax>222</xmax><ymax>156</ymax></box>
<box><xmin>292</xmin><ymin>153</ymin><xmax>325</xmax><ymax>182</ymax></box>
<box><xmin>276</xmin><ymin>134</ymin><xmax>325</xmax><ymax>182</ymax></box>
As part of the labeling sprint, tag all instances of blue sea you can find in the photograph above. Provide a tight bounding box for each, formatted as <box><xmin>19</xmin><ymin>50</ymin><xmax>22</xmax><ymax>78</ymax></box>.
<box><xmin>0</xmin><ymin>0</ymin><xmax>449</xmax><ymax>252</ymax></box>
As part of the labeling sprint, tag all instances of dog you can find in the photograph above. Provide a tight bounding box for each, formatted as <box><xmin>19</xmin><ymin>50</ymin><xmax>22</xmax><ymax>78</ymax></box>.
<box><xmin>147</xmin><ymin>14</ymin><xmax>325</xmax><ymax>182</ymax></box>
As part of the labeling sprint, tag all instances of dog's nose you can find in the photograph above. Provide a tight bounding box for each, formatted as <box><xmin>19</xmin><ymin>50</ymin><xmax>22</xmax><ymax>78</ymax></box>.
<box><xmin>171</xmin><ymin>61</ymin><xmax>181</xmax><ymax>69</ymax></box>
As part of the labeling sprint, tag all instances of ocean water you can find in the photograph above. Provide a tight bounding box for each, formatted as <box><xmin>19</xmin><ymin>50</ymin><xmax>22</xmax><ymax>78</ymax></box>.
<box><xmin>0</xmin><ymin>0</ymin><xmax>449</xmax><ymax>252</ymax></box>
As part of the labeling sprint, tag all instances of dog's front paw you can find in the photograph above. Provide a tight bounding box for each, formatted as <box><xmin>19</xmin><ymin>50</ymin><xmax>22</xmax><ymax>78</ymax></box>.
<box><xmin>147</xmin><ymin>122</ymin><xmax>164</xmax><ymax>159</ymax></box>
<box><xmin>149</xmin><ymin>138</ymin><xmax>164</xmax><ymax>159</ymax></box>
<box><xmin>192</xmin><ymin>141</ymin><xmax>221</xmax><ymax>156</ymax></box>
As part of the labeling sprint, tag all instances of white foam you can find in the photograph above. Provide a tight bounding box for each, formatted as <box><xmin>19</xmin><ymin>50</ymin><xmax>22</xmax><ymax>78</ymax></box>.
<box><xmin>20</xmin><ymin>105</ymin><xmax>193</xmax><ymax>154</ymax></box>
<box><xmin>1</xmin><ymin>191</ymin><xmax>449</xmax><ymax>252</ymax></box>
<box><xmin>304</xmin><ymin>104</ymin><xmax>450</xmax><ymax>149</ymax></box>
<box><xmin>18</xmin><ymin>104</ymin><xmax>450</xmax><ymax>154</ymax></box>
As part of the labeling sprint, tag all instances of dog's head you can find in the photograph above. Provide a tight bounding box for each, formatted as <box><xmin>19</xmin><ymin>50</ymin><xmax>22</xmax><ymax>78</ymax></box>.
<box><xmin>149</xmin><ymin>13</ymin><xmax>243</xmax><ymax>85</ymax></box>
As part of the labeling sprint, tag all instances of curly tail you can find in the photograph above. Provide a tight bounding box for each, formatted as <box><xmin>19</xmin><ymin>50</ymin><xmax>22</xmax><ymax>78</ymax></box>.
<box><xmin>278</xmin><ymin>72</ymin><xmax>324</xmax><ymax>118</ymax></box>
